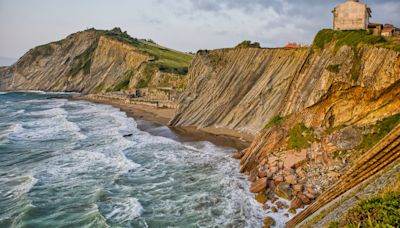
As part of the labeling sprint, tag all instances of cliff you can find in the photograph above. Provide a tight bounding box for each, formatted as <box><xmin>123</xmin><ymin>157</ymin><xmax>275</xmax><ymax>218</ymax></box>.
<box><xmin>170</xmin><ymin>29</ymin><xmax>400</xmax><ymax>226</ymax></box>
<box><xmin>170</xmin><ymin>30</ymin><xmax>400</xmax><ymax>135</ymax></box>
<box><xmin>0</xmin><ymin>28</ymin><xmax>193</xmax><ymax>94</ymax></box>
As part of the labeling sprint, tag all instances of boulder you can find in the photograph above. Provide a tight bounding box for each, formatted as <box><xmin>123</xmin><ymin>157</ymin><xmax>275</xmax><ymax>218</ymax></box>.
<box><xmin>276</xmin><ymin>201</ymin><xmax>288</xmax><ymax>209</ymax></box>
<box><xmin>250</xmin><ymin>177</ymin><xmax>267</xmax><ymax>193</ymax></box>
<box><xmin>298</xmin><ymin>192</ymin><xmax>311</xmax><ymax>205</ymax></box>
<box><xmin>285</xmin><ymin>174</ymin><xmax>298</xmax><ymax>185</ymax></box>
<box><xmin>328</xmin><ymin>126</ymin><xmax>362</xmax><ymax>150</ymax></box>
<box><xmin>271</xmin><ymin>206</ymin><xmax>278</xmax><ymax>212</ymax></box>
<box><xmin>282</xmin><ymin>149</ymin><xmax>308</xmax><ymax>169</ymax></box>
<box><xmin>263</xmin><ymin>204</ymin><xmax>270</xmax><ymax>210</ymax></box>
<box><xmin>288</xmin><ymin>208</ymin><xmax>296</xmax><ymax>214</ymax></box>
<box><xmin>248</xmin><ymin>168</ymin><xmax>258</xmax><ymax>182</ymax></box>
<box><xmin>273</xmin><ymin>175</ymin><xmax>284</xmax><ymax>184</ymax></box>
<box><xmin>256</xmin><ymin>193</ymin><xmax>268</xmax><ymax>204</ymax></box>
<box><xmin>275</xmin><ymin>182</ymin><xmax>293</xmax><ymax>200</ymax></box>
<box><xmin>290</xmin><ymin>197</ymin><xmax>303</xmax><ymax>209</ymax></box>
<box><xmin>293</xmin><ymin>184</ymin><xmax>303</xmax><ymax>192</ymax></box>
<box><xmin>232</xmin><ymin>151</ymin><xmax>243</xmax><ymax>159</ymax></box>
<box><xmin>263</xmin><ymin>216</ymin><xmax>276</xmax><ymax>228</ymax></box>
<box><xmin>268</xmin><ymin>180</ymin><xmax>276</xmax><ymax>192</ymax></box>
<box><xmin>258</xmin><ymin>166</ymin><xmax>269</xmax><ymax>178</ymax></box>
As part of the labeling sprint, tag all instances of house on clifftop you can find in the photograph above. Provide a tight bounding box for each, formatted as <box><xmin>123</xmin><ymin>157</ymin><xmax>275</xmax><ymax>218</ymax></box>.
<box><xmin>332</xmin><ymin>0</ymin><xmax>371</xmax><ymax>30</ymax></box>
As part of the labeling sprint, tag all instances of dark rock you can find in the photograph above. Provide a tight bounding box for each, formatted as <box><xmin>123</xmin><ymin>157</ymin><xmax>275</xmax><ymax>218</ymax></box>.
<box><xmin>263</xmin><ymin>216</ymin><xmax>276</xmax><ymax>228</ymax></box>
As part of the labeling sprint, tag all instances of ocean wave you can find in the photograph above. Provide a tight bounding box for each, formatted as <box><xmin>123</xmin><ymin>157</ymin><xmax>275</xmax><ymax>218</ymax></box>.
<box><xmin>98</xmin><ymin>197</ymin><xmax>143</xmax><ymax>224</ymax></box>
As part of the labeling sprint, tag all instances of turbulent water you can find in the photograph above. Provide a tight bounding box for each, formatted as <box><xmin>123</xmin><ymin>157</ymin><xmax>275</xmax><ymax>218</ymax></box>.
<box><xmin>0</xmin><ymin>92</ymin><xmax>265</xmax><ymax>228</ymax></box>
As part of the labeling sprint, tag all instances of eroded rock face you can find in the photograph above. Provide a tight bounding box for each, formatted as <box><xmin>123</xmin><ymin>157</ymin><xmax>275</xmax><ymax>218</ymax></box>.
<box><xmin>0</xmin><ymin>30</ymin><xmax>187</xmax><ymax>94</ymax></box>
<box><xmin>170</xmin><ymin>44</ymin><xmax>400</xmax><ymax>135</ymax></box>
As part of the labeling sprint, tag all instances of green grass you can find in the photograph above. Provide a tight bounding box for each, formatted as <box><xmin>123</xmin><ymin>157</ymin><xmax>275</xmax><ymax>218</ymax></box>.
<box><xmin>69</xmin><ymin>40</ymin><xmax>98</xmax><ymax>76</ymax></box>
<box><xmin>30</xmin><ymin>44</ymin><xmax>54</xmax><ymax>62</ymax></box>
<box><xmin>106</xmin><ymin>69</ymin><xmax>135</xmax><ymax>92</ymax></box>
<box><xmin>335</xmin><ymin>182</ymin><xmax>400</xmax><ymax>228</ymax></box>
<box><xmin>287</xmin><ymin>123</ymin><xmax>316</xmax><ymax>150</ymax></box>
<box><xmin>326</xmin><ymin>64</ymin><xmax>341</xmax><ymax>74</ymax></box>
<box><xmin>356</xmin><ymin>114</ymin><xmax>400</xmax><ymax>152</ymax></box>
<box><xmin>98</xmin><ymin>28</ymin><xmax>193</xmax><ymax>75</ymax></box>
<box><xmin>313</xmin><ymin>29</ymin><xmax>399</xmax><ymax>52</ymax></box>
<box><xmin>264</xmin><ymin>115</ymin><xmax>286</xmax><ymax>129</ymax></box>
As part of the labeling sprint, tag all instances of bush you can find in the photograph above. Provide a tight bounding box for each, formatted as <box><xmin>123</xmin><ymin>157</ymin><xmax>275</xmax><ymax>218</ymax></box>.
<box><xmin>264</xmin><ymin>115</ymin><xmax>286</xmax><ymax>129</ymax></box>
<box><xmin>235</xmin><ymin>40</ymin><xmax>261</xmax><ymax>49</ymax></box>
<box><xmin>356</xmin><ymin>114</ymin><xmax>400</xmax><ymax>152</ymax></box>
<box><xmin>287</xmin><ymin>123</ymin><xmax>316</xmax><ymax>150</ymax></box>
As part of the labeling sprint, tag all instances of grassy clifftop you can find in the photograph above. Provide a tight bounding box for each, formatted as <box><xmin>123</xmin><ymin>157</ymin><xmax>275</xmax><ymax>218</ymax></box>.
<box><xmin>98</xmin><ymin>28</ymin><xmax>193</xmax><ymax>75</ymax></box>
<box><xmin>313</xmin><ymin>29</ymin><xmax>400</xmax><ymax>52</ymax></box>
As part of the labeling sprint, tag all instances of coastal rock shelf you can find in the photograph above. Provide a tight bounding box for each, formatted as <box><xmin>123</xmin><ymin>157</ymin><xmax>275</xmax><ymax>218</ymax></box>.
<box><xmin>287</xmin><ymin>125</ymin><xmax>400</xmax><ymax>227</ymax></box>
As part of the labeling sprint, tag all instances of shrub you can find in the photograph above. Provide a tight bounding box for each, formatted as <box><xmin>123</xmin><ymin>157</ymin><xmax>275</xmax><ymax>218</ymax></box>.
<box><xmin>235</xmin><ymin>40</ymin><xmax>261</xmax><ymax>49</ymax></box>
<box><xmin>326</xmin><ymin>64</ymin><xmax>341</xmax><ymax>74</ymax></box>
<box><xmin>356</xmin><ymin>114</ymin><xmax>400</xmax><ymax>152</ymax></box>
<box><xmin>287</xmin><ymin>123</ymin><xmax>316</xmax><ymax>150</ymax></box>
<box><xmin>264</xmin><ymin>115</ymin><xmax>286</xmax><ymax>129</ymax></box>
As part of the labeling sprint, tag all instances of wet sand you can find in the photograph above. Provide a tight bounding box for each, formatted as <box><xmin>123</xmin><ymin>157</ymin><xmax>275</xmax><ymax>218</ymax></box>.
<box><xmin>72</xmin><ymin>96</ymin><xmax>252</xmax><ymax>150</ymax></box>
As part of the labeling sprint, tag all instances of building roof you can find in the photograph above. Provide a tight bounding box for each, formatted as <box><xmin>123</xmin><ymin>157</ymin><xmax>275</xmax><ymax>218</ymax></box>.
<box><xmin>368</xmin><ymin>22</ymin><xmax>383</xmax><ymax>28</ymax></box>
<box><xmin>382</xmin><ymin>27</ymin><xmax>395</xmax><ymax>33</ymax></box>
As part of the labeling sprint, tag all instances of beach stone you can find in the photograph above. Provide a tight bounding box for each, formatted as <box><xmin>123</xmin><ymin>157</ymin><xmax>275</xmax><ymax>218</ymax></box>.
<box><xmin>282</xmin><ymin>149</ymin><xmax>308</xmax><ymax>169</ymax></box>
<box><xmin>248</xmin><ymin>168</ymin><xmax>258</xmax><ymax>182</ymax></box>
<box><xmin>293</xmin><ymin>184</ymin><xmax>303</xmax><ymax>192</ymax></box>
<box><xmin>296</xmin><ymin>168</ymin><xmax>306</xmax><ymax>179</ymax></box>
<box><xmin>290</xmin><ymin>197</ymin><xmax>303</xmax><ymax>209</ymax></box>
<box><xmin>276</xmin><ymin>201</ymin><xmax>288</xmax><ymax>209</ymax></box>
<box><xmin>285</xmin><ymin>174</ymin><xmax>298</xmax><ymax>185</ymax></box>
<box><xmin>273</xmin><ymin>175</ymin><xmax>284</xmax><ymax>184</ymax></box>
<box><xmin>288</xmin><ymin>208</ymin><xmax>297</xmax><ymax>214</ymax></box>
<box><xmin>263</xmin><ymin>204</ymin><xmax>271</xmax><ymax>210</ymax></box>
<box><xmin>271</xmin><ymin>206</ymin><xmax>278</xmax><ymax>212</ymax></box>
<box><xmin>298</xmin><ymin>193</ymin><xmax>311</xmax><ymax>205</ymax></box>
<box><xmin>250</xmin><ymin>177</ymin><xmax>267</xmax><ymax>193</ymax></box>
<box><xmin>263</xmin><ymin>216</ymin><xmax>276</xmax><ymax>228</ymax></box>
<box><xmin>275</xmin><ymin>182</ymin><xmax>293</xmax><ymax>200</ymax></box>
<box><xmin>232</xmin><ymin>151</ymin><xmax>243</xmax><ymax>159</ymax></box>
<box><xmin>304</xmin><ymin>192</ymin><xmax>316</xmax><ymax>200</ymax></box>
<box><xmin>268</xmin><ymin>180</ymin><xmax>276</xmax><ymax>192</ymax></box>
<box><xmin>258</xmin><ymin>166</ymin><xmax>269</xmax><ymax>178</ymax></box>
<box><xmin>256</xmin><ymin>193</ymin><xmax>268</xmax><ymax>204</ymax></box>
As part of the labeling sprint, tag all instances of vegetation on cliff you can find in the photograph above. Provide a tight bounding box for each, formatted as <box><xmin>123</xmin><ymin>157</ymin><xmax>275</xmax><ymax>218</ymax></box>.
<box><xmin>235</xmin><ymin>40</ymin><xmax>261</xmax><ymax>48</ymax></box>
<box><xmin>313</xmin><ymin>29</ymin><xmax>400</xmax><ymax>52</ymax></box>
<box><xmin>329</xmin><ymin>174</ymin><xmax>400</xmax><ymax>228</ymax></box>
<box><xmin>98</xmin><ymin>28</ymin><xmax>193</xmax><ymax>75</ymax></box>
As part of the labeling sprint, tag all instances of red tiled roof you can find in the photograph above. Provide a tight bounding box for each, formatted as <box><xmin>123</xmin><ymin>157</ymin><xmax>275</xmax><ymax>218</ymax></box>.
<box><xmin>382</xmin><ymin>28</ymin><xmax>395</xmax><ymax>33</ymax></box>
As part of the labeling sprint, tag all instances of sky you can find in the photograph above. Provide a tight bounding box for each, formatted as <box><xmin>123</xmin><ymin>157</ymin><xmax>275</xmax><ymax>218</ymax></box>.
<box><xmin>0</xmin><ymin>0</ymin><xmax>399</xmax><ymax>61</ymax></box>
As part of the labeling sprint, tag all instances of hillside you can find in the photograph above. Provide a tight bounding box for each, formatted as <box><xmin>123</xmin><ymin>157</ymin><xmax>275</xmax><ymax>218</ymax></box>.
<box><xmin>170</xmin><ymin>29</ymin><xmax>400</xmax><ymax>226</ymax></box>
<box><xmin>0</xmin><ymin>28</ymin><xmax>193</xmax><ymax>93</ymax></box>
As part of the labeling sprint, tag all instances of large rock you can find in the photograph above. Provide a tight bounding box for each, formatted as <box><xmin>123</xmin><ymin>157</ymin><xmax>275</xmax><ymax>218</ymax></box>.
<box><xmin>250</xmin><ymin>177</ymin><xmax>268</xmax><ymax>193</ymax></box>
<box><xmin>263</xmin><ymin>216</ymin><xmax>276</xmax><ymax>228</ymax></box>
<box><xmin>275</xmin><ymin>182</ymin><xmax>293</xmax><ymax>200</ymax></box>
<box><xmin>328</xmin><ymin>126</ymin><xmax>362</xmax><ymax>150</ymax></box>
<box><xmin>290</xmin><ymin>197</ymin><xmax>303</xmax><ymax>209</ymax></box>
<box><xmin>282</xmin><ymin>149</ymin><xmax>308</xmax><ymax>169</ymax></box>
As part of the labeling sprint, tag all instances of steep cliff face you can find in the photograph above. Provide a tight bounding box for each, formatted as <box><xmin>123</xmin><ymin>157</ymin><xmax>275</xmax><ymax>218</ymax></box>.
<box><xmin>171</xmin><ymin>30</ymin><xmax>400</xmax><ymax>223</ymax></box>
<box><xmin>0</xmin><ymin>28</ymin><xmax>192</xmax><ymax>94</ymax></box>
<box><xmin>170</xmin><ymin>36</ymin><xmax>400</xmax><ymax>135</ymax></box>
<box><xmin>170</xmin><ymin>47</ymin><xmax>310</xmax><ymax>134</ymax></box>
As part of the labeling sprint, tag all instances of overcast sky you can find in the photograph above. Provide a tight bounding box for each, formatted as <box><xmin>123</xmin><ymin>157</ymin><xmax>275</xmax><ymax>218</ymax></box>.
<box><xmin>0</xmin><ymin>0</ymin><xmax>399</xmax><ymax>60</ymax></box>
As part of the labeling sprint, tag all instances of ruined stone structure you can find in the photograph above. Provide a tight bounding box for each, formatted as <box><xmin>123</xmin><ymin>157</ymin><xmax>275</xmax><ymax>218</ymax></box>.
<box><xmin>333</xmin><ymin>0</ymin><xmax>371</xmax><ymax>30</ymax></box>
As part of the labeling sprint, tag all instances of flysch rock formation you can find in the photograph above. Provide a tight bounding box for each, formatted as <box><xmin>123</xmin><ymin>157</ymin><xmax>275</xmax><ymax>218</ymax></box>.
<box><xmin>170</xmin><ymin>41</ymin><xmax>400</xmax><ymax>135</ymax></box>
<box><xmin>0</xmin><ymin>29</ymin><xmax>190</xmax><ymax>94</ymax></box>
<box><xmin>170</xmin><ymin>30</ymin><xmax>400</xmax><ymax>226</ymax></box>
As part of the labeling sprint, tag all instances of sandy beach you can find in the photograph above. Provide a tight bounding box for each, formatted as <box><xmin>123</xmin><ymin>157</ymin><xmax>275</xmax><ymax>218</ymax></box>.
<box><xmin>72</xmin><ymin>95</ymin><xmax>253</xmax><ymax>150</ymax></box>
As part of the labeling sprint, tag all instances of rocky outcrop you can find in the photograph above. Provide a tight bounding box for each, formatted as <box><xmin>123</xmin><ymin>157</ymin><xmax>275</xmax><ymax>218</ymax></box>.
<box><xmin>170</xmin><ymin>42</ymin><xmax>400</xmax><ymax>135</ymax></box>
<box><xmin>287</xmin><ymin>125</ymin><xmax>400</xmax><ymax>227</ymax></box>
<box><xmin>0</xmin><ymin>29</ymin><xmax>191</xmax><ymax>94</ymax></box>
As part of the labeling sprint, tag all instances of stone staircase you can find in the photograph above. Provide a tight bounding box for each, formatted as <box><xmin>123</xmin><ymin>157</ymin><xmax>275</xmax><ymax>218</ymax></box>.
<box><xmin>286</xmin><ymin>124</ymin><xmax>400</xmax><ymax>227</ymax></box>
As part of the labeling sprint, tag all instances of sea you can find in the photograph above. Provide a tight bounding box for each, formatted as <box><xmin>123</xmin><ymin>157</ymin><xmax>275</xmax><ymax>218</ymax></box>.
<box><xmin>0</xmin><ymin>92</ymin><xmax>267</xmax><ymax>228</ymax></box>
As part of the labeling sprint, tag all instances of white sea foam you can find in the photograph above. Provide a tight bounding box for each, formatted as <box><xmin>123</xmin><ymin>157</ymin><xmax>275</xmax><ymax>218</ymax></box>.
<box><xmin>0</xmin><ymin>175</ymin><xmax>38</xmax><ymax>199</ymax></box>
<box><xmin>100</xmin><ymin>197</ymin><xmax>143</xmax><ymax>223</ymax></box>
<box><xmin>0</xmin><ymin>92</ymin><xmax>9</xmax><ymax>95</ymax></box>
